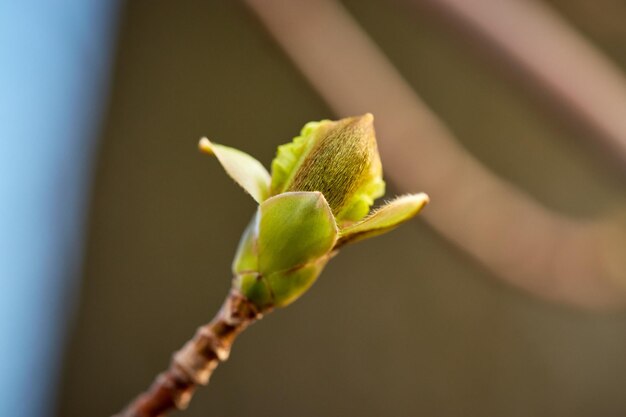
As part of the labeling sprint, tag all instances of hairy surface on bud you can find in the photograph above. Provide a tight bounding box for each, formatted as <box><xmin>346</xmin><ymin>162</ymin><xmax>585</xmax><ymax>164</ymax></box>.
<box><xmin>290</xmin><ymin>116</ymin><xmax>373</xmax><ymax>212</ymax></box>
<box><xmin>271</xmin><ymin>114</ymin><xmax>384</xmax><ymax>225</ymax></box>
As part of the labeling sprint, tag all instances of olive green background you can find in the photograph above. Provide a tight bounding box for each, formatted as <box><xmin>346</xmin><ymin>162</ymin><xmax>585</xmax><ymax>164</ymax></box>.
<box><xmin>57</xmin><ymin>1</ymin><xmax>626</xmax><ymax>416</ymax></box>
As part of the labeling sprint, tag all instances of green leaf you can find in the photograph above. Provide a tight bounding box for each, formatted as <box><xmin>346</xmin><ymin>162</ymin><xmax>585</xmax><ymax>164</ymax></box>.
<box><xmin>234</xmin><ymin>272</ymin><xmax>273</xmax><ymax>309</ymax></box>
<box><xmin>232</xmin><ymin>216</ymin><xmax>259</xmax><ymax>274</ymax></box>
<box><xmin>199</xmin><ymin>138</ymin><xmax>270</xmax><ymax>203</ymax></box>
<box><xmin>266</xmin><ymin>257</ymin><xmax>330</xmax><ymax>307</ymax></box>
<box><xmin>336</xmin><ymin>193</ymin><xmax>429</xmax><ymax>247</ymax></box>
<box><xmin>270</xmin><ymin>120</ymin><xmax>321</xmax><ymax>195</ymax></box>
<box><xmin>257</xmin><ymin>191</ymin><xmax>338</xmax><ymax>275</ymax></box>
<box><xmin>335</xmin><ymin>175</ymin><xmax>385</xmax><ymax>226</ymax></box>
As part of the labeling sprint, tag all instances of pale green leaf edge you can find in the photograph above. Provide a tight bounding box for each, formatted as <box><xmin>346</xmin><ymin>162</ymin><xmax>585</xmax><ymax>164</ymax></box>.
<box><xmin>336</xmin><ymin>193</ymin><xmax>429</xmax><ymax>247</ymax></box>
<box><xmin>199</xmin><ymin>138</ymin><xmax>270</xmax><ymax>203</ymax></box>
<box><xmin>270</xmin><ymin>121</ymin><xmax>322</xmax><ymax>195</ymax></box>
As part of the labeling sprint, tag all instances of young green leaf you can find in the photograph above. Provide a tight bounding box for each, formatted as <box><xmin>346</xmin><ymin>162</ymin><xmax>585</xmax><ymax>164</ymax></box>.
<box><xmin>336</xmin><ymin>193</ymin><xmax>429</xmax><ymax>248</ymax></box>
<box><xmin>234</xmin><ymin>272</ymin><xmax>273</xmax><ymax>309</ymax></box>
<box><xmin>257</xmin><ymin>191</ymin><xmax>337</xmax><ymax>275</ymax></box>
<box><xmin>199</xmin><ymin>138</ymin><xmax>270</xmax><ymax>203</ymax></box>
<box><xmin>265</xmin><ymin>257</ymin><xmax>330</xmax><ymax>307</ymax></box>
<box><xmin>232</xmin><ymin>217</ymin><xmax>259</xmax><ymax>274</ymax></box>
<box><xmin>270</xmin><ymin>121</ymin><xmax>321</xmax><ymax>195</ymax></box>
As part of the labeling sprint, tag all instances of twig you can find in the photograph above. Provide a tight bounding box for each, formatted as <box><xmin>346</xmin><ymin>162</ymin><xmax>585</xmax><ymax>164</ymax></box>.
<box><xmin>244</xmin><ymin>0</ymin><xmax>626</xmax><ymax>309</ymax></box>
<box><xmin>113</xmin><ymin>289</ymin><xmax>265</xmax><ymax>417</ymax></box>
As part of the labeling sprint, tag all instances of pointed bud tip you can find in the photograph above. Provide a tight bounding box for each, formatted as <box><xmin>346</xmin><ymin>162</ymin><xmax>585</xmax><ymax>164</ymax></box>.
<box><xmin>355</xmin><ymin>112</ymin><xmax>374</xmax><ymax>124</ymax></box>
<box><xmin>198</xmin><ymin>137</ymin><xmax>214</xmax><ymax>155</ymax></box>
<box><xmin>345</xmin><ymin>113</ymin><xmax>374</xmax><ymax>132</ymax></box>
<box><xmin>414</xmin><ymin>192</ymin><xmax>430</xmax><ymax>205</ymax></box>
<box><xmin>364</xmin><ymin>112</ymin><xmax>374</xmax><ymax>122</ymax></box>
<box><xmin>399</xmin><ymin>192</ymin><xmax>430</xmax><ymax>209</ymax></box>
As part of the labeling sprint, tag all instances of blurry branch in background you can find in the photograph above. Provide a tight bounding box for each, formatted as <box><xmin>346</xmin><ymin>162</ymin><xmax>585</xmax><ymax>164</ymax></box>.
<box><xmin>244</xmin><ymin>0</ymin><xmax>626</xmax><ymax>310</ymax></box>
<box><xmin>412</xmin><ymin>0</ymin><xmax>626</xmax><ymax>171</ymax></box>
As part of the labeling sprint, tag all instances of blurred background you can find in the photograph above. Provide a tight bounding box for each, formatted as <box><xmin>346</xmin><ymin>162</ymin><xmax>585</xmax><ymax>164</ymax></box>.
<box><xmin>3</xmin><ymin>1</ymin><xmax>626</xmax><ymax>416</ymax></box>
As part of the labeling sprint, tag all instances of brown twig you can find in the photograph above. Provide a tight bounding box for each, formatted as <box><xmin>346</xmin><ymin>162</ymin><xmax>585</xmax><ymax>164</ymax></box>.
<box><xmin>113</xmin><ymin>289</ymin><xmax>265</xmax><ymax>417</ymax></box>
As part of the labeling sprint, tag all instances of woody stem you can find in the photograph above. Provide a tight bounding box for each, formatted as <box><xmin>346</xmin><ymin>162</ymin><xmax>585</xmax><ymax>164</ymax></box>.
<box><xmin>112</xmin><ymin>289</ymin><xmax>266</xmax><ymax>417</ymax></box>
